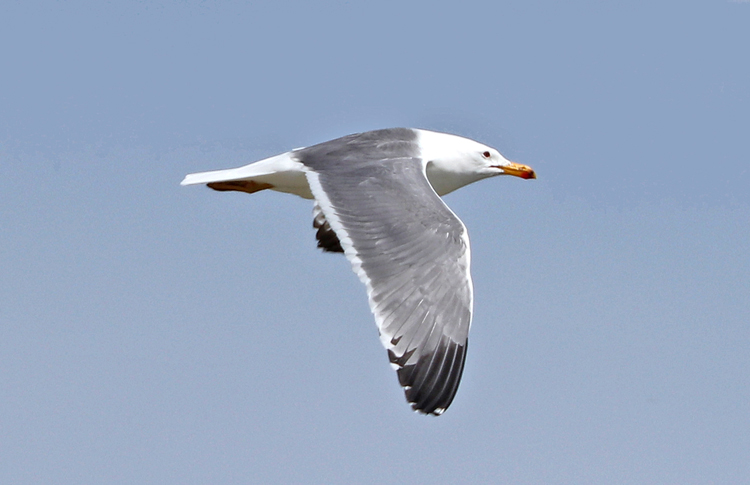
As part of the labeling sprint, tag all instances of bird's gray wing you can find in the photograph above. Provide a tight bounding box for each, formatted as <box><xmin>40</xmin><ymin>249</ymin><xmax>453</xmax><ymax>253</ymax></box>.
<box><xmin>303</xmin><ymin>156</ymin><xmax>473</xmax><ymax>415</ymax></box>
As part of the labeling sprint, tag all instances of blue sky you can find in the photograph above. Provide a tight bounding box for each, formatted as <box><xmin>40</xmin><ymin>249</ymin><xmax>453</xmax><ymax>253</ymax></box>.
<box><xmin>2</xmin><ymin>1</ymin><xmax>749</xmax><ymax>483</ymax></box>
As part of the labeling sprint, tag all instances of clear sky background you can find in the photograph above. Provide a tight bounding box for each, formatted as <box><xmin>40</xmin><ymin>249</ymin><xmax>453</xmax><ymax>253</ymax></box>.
<box><xmin>2</xmin><ymin>1</ymin><xmax>749</xmax><ymax>483</ymax></box>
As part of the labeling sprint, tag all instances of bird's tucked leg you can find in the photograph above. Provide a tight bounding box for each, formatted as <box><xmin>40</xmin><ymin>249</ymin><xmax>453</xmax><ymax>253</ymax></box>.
<box><xmin>207</xmin><ymin>180</ymin><xmax>274</xmax><ymax>194</ymax></box>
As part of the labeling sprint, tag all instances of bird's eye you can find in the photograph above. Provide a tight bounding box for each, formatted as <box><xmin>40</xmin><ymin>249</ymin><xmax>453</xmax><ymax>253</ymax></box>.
<box><xmin>482</xmin><ymin>151</ymin><xmax>491</xmax><ymax>159</ymax></box>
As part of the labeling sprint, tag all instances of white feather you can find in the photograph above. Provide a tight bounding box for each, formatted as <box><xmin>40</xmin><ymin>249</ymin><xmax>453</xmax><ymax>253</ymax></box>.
<box><xmin>181</xmin><ymin>152</ymin><xmax>314</xmax><ymax>199</ymax></box>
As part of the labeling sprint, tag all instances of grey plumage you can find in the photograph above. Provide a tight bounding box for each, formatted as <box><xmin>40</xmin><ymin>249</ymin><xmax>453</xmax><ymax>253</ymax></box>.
<box><xmin>182</xmin><ymin>127</ymin><xmax>536</xmax><ymax>415</ymax></box>
<box><xmin>296</xmin><ymin>132</ymin><xmax>471</xmax><ymax>414</ymax></box>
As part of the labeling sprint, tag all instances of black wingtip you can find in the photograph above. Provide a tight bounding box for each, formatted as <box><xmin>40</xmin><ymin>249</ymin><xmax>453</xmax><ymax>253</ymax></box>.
<box><xmin>312</xmin><ymin>207</ymin><xmax>344</xmax><ymax>253</ymax></box>
<box><xmin>395</xmin><ymin>338</ymin><xmax>468</xmax><ymax>416</ymax></box>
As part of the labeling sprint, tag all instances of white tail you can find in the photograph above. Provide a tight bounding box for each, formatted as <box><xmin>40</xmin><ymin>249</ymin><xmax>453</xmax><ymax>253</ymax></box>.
<box><xmin>181</xmin><ymin>151</ymin><xmax>314</xmax><ymax>199</ymax></box>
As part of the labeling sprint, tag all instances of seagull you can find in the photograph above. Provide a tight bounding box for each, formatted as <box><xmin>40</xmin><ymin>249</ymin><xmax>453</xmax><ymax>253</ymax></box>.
<box><xmin>182</xmin><ymin>128</ymin><xmax>535</xmax><ymax>415</ymax></box>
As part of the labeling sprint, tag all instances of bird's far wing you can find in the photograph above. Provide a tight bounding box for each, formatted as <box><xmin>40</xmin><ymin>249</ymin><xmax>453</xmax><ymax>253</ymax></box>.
<box><xmin>304</xmin><ymin>156</ymin><xmax>473</xmax><ymax>415</ymax></box>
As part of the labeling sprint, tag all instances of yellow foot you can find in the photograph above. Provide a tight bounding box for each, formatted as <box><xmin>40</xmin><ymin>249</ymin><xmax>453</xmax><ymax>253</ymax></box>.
<box><xmin>207</xmin><ymin>180</ymin><xmax>274</xmax><ymax>194</ymax></box>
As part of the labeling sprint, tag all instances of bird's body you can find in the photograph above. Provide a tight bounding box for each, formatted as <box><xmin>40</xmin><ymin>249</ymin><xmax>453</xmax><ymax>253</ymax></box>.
<box><xmin>182</xmin><ymin>128</ymin><xmax>535</xmax><ymax>415</ymax></box>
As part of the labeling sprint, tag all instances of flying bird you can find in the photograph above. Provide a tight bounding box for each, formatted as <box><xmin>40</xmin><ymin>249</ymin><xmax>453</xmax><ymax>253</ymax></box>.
<box><xmin>182</xmin><ymin>128</ymin><xmax>535</xmax><ymax>415</ymax></box>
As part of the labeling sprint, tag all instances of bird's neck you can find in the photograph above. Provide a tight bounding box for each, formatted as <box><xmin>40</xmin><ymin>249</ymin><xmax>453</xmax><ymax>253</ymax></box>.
<box><xmin>425</xmin><ymin>161</ymin><xmax>494</xmax><ymax>197</ymax></box>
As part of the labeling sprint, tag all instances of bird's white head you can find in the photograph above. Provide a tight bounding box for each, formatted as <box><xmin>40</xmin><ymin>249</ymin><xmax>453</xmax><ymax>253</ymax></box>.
<box><xmin>417</xmin><ymin>129</ymin><xmax>536</xmax><ymax>196</ymax></box>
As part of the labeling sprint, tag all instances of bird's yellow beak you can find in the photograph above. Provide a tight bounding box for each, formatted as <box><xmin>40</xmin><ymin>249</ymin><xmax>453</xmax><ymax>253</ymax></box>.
<box><xmin>498</xmin><ymin>162</ymin><xmax>536</xmax><ymax>179</ymax></box>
